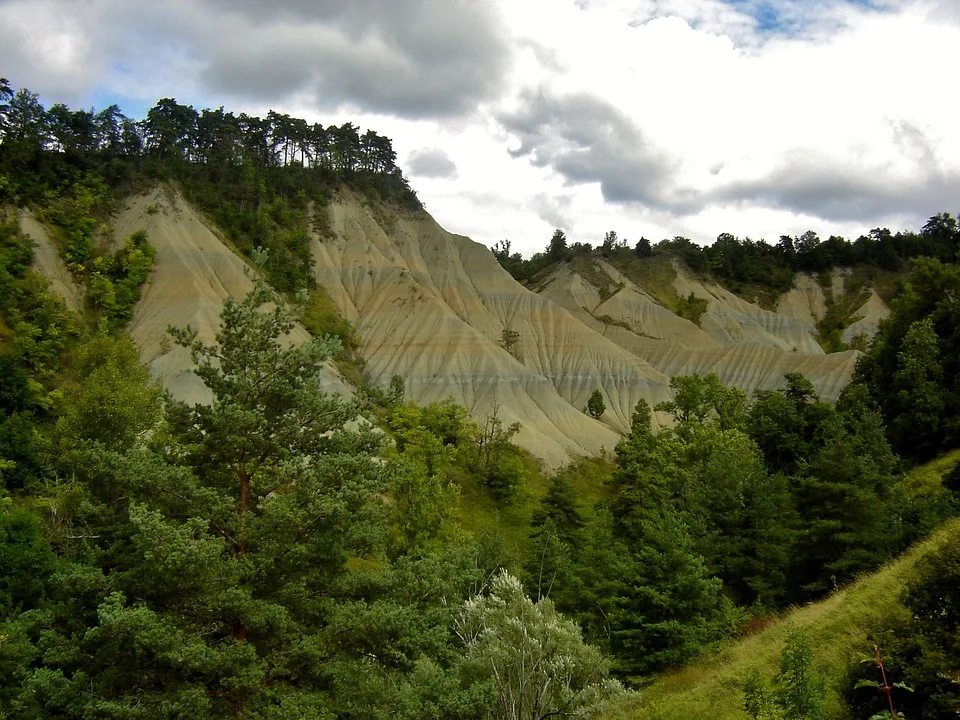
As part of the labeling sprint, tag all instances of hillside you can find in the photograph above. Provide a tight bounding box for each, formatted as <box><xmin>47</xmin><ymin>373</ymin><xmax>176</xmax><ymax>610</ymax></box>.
<box><xmin>4</xmin><ymin>84</ymin><xmax>959</xmax><ymax>720</ymax></box>
<box><xmin>21</xmin><ymin>187</ymin><xmax>879</xmax><ymax>466</ymax></box>
<box><xmin>619</xmin><ymin>514</ymin><xmax>960</xmax><ymax>720</ymax></box>
<box><xmin>536</xmin><ymin>256</ymin><xmax>866</xmax><ymax>402</ymax></box>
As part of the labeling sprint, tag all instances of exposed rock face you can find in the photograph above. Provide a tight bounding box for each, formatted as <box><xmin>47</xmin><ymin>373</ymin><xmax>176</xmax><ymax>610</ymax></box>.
<box><xmin>776</xmin><ymin>271</ymin><xmax>891</xmax><ymax>346</ymax></box>
<box><xmin>538</xmin><ymin>259</ymin><xmax>861</xmax><ymax>402</ymax></box>
<box><xmin>843</xmin><ymin>290</ymin><xmax>890</xmax><ymax>344</ymax></box>
<box><xmin>111</xmin><ymin>189</ymin><xmax>351</xmax><ymax>404</ymax></box>
<box><xmin>311</xmin><ymin>195</ymin><xmax>675</xmax><ymax>465</ymax></box>
<box><xmin>20</xmin><ymin>209</ymin><xmax>84</xmax><ymax>313</ymax></box>
<box><xmin>776</xmin><ymin>273</ymin><xmax>828</xmax><ymax>328</ymax></box>
<box><xmin>23</xmin><ymin>187</ymin><xmax>880</xmax><ymax>466</ymax></box>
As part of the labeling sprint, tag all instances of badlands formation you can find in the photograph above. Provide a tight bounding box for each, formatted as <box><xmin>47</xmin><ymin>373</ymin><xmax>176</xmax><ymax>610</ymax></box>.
<box><xmin>25</xmin><ymin>189</ymin><xmax>887</xmax><ymax>467</ymax></box>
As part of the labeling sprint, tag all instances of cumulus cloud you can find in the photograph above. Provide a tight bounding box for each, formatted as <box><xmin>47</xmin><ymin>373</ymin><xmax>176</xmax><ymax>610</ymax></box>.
<box><xmin>500</xmin><ymin>90</ymin><xmax>695</xmax><ymax>213</ymax></box>
<box><xmin>407</xmin><ymin>148</ymin><xmax>458</xmax><ymax>179</ymax></box>
<box><xmin>532</xmin><ymin>192</ymin><xmax>578</xmax><ymax>230</ymax></box>
<box><xmin>715</xmin><ymin>152</ymin><xmax>960</xmax><ymax>225</ymax></box>
<box><xmin>199</xmin><ymin>0</ymin><xmax>510</xmax><ymax>116</ymax></box>
<box><xmin>0</xmin><ymin>0</ymin><xmax>511</xmax><ymax>118</ymax></box>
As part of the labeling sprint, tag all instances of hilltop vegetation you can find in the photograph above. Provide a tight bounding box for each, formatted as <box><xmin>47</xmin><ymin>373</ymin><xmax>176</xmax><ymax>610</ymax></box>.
<box><xmin>0</xmin><ymin>78</ymin><xmax>420</xmax><ymax>296</ymax></box>
<box><xmin>2</xmin><ymin>82</ymin><xmax>959</xmax><ymax>718</ymax></box>
<box><xmin>494</xmin><ymin>221</ymin><xmax>960</xmax><ymax>351</ymax></box>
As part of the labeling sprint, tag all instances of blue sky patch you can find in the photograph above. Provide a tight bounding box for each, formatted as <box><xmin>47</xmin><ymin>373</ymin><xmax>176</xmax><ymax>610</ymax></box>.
<box><xmin>719</xmin><ymin>0</ymin><xmax>888</xmax><ymax>36</ymax></box>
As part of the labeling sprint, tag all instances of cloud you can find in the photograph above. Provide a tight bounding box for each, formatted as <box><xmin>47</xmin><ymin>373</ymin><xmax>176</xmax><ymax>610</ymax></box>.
<box><xmin>200</xmin><ymin>0</ymin><xmax>511</xmax><ymax>117</ymax></box>
<box><xmin>2</xmin><ymin>0</ymin><xmax>959</xmax><ymax>257</ymax></box>
<box><xmin>499</xmin><ymin>90</ymin><xmax>695</xmax><ymax>213</ymax></box>
<box><xmin>708</xmin><ymin>117</ymin><xmax>959</xmax><ymax>225</ymax></box>
<box><xmin>0</xmin><ymin>0</ymin><xmax>104</xmax><ymax>103</ymax></box>
<box><xmin>531</xmin><ymin>192</ymin><xmax>577</xmax><ymax>230</ymax></box>
<box><xmin>715</xmin><ymin>156</ymin><xmax>960</xmax><ymax>225</ymax></box>
<box><xmin>0</xmin><ymin>0</ymin><xmax>512</xmax><ymax>118</ymax></box>
<box><xmin>407</xmin><ymin>148</ymin><xmax>458</xmax><ymax>179</ymax></box>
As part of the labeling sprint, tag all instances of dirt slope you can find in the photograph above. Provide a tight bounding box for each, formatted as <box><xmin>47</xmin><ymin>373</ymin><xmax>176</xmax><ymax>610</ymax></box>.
<box><xmin>538</xmin><ymin>259</ymin><xmax>859</xmax><ymax>401</ymax></box>
<box><xmin>843</xmin><ymin>290</ymin><xmax>890</xmax><ymax>343</ymax></box>
<box><xmin>19</xmin><ymin>209</ymin><xmax>84</xmax><ymax>313</ymax></box>
<box><xmin>21</xmin><ymin>186</ymin><xmax>874</xmax><ymax>465</ymax></box>
<box><xmin>311</xmin><ymin>194</ymin><xmax>680</xmax><ymax>465</ymax></box>
<box><xmin>111</xmin><ymin>189</ymin><xmax>351</xmax><ymax>404</ymax></box>
<box><xmin>775</xmin><ymin>273</ymin><xmax>827</xmax><ymax>328</ymax></box>
<box><xmin>776</xmin><ymin>271</ymin><xmax>891</xmax><ymax>346</ymax></box>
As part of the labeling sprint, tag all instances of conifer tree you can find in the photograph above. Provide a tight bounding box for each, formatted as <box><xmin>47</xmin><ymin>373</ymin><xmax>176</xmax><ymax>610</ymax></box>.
<box><xmin>586</xmin><ymin>389</ymin><xmax>605</xmax><ymax>418</ymax></box>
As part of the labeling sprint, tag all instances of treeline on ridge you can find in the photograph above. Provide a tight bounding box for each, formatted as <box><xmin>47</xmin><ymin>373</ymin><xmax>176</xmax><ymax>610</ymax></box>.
<box><xmin>0</xmin><ymin>77</ymin><xmax>421</xmax><ymax>293</ymax></box>
<box><xmin>493</xmin><ymin>217</ymin><xmax>960</xmax><ymax>300</ymax></box>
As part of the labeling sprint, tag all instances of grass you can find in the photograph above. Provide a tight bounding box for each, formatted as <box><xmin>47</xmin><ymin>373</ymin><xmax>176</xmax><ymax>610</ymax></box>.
<box><xmin>606</xmin><ymin>253</ymin><xmax>679</xmax><ymax>310</ymax></box>
<box><xmin>612</xmin><ymin>519</ymin><xmax>959</xmax><ymax>720</ymax></box>
<box><xmin>453</xmin><ymin>455</ymin><xmax>615</xmax><ymax>563</ymax></box>
<box><xmin>900</xmin><ymin>447</ymin><xmax>960</xmax><ymax>499</ymax></box>
<box><xmin>611</xmin><ymin>451</ymin><xmax>960</xmax><ymax>720</ymax></box>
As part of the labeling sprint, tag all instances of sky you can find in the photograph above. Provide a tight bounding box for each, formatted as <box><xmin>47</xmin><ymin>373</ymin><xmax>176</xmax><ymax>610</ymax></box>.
<box><xmin>2</xmin><ymin>0</ymin><xmax>959</xmax><ymax>256</ymax></box>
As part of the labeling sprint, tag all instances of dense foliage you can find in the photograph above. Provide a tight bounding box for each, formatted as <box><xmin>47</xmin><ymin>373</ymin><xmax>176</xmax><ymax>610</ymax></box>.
<box><xmin>849</xmin><ymin>257</ymin><xmax>960</xmax><ymax>462</ymax></box>
<box><xmin>846</xmin><ymin>538</ymin><xmax>960</xmax><ymax>719</ymax></box>
<box><xmin>0</xmin><ymin>277</ymin><xmax>627</xmax><ymax>719</ymax></box>
<box><xmin>0</xmin><ymin>78</ymin><xmax>420</xmax><ymax>296</ymax></box>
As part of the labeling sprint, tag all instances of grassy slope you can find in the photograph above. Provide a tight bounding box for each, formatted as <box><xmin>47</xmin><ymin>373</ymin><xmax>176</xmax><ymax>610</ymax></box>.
<box><xmin>453</xmin><ymin>455</ymin><xmax>615</xmax><ymax>562</ymax></box>
<box><xmin>613</xmin><ymin>452</ymin><xmax>960</xmax><ymax>720</ymax></box>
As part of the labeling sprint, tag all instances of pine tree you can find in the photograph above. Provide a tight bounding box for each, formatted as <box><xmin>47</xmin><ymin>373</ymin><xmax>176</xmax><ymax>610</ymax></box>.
<box><xmin>586</xmin><ymin>389</ymin><xmax>605</xmax><ymax>418</ymax></box>
<box><xmin>10</xmin><ymin>279</ymin><xmax>409</xmax><ymax>717</ymax></box>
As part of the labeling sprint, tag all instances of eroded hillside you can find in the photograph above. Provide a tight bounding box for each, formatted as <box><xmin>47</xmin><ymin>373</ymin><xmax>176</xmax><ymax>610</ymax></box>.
<box><xmin>537</xmin><ymin>256</ymin><xmax>884</xmax><ymax>402</ymax></box>
<box><xmin>22</xmin><ymin>187</ymin><xmax>880</xmax><ymax>465</ymax></box>
<box><xmin>310</xmin><ymin>193</ymin><xmax>678</xmax><ymax>465</ymax></box>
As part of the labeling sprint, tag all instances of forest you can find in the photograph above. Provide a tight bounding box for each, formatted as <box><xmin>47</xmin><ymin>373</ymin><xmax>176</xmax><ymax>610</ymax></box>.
<box><xmin>493</xmin><ymin>220</ymin><xmax>960</xmax><ymax>296</ymax></box>
<box><xmin>1</xmin><ymin>81</ymin><xmax>959</xmax><ymax>719</ymax></box>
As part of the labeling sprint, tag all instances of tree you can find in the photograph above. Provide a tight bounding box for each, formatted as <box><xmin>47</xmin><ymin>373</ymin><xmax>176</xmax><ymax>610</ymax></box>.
<box><xmin>846</xmin><ymin>535</ymin><xmax>960</xmax><ymax>720</ymax></box>
<box><xmin>792</xmin><ymin>407</ymin><xmax>899</xmax><ymax>596</ymax></box>
<box><xmin>602</xmin><ymin>400</ymin><xmax>739</xmax><ymax>673</ymax></box>
<box><xmin>530</xmin><ymin>473</ymin><xmax>586</xmax><ymax>548</ymax></box>
<box><xmin>0</xmin><ymin>76</ymin><xmax>13</xmax><ymax>138</ymax></box>
<box><xmin>455</xmin><ymin>570</ymin><xmax>630</xmax><ymax>720</ymax></box>
<box><xmin>851</xmin><ymin>257</ymin><xmax>960</xmax><ymax>460</ymax></box>
<box><xmin>656</xmin><ymin>373</ymin><xmax>746</xmax><ymax>431</ymax></box>
<box><xmin>586</xmin><ymin>389</ymin><xmax>605</xmax><ymax>418</ymax></box>
<box><xmin>606</xmin><ymin>509</ymin><xmax>732</xmax><ymax>674</ymax></box>
<box><xmin>9</xmin><ymin>278</ymin><xmax>405</xmax><ymax>717</ymax></box>
<box><xmin>54</xmin><ymin>332</ymin><xmax>163</xmax><ymax>453</ymax></box>
<box><xmin>748</xmin><ymin>373</ymin><xmax>833</xmax><ymax>476</ymax></box>
<box><xmin>548</xmin><ymin>229</ymin><xmax>568</xmax><ymax>260</ymax></box>
<box><xmin>744</xmin><ymin>632</ymin><xmax>825</xmax><ymax>720</ymax></box>
<box><xmin>167</xmin><ymin>277</ymin><xmax>374</xmax><ymax>520</ymax></box>
<box><xmin>500</xmin><ymin>327</ymin><xmax>521</xmax><ymax>360</ymax></box>
<box><xmin>470</xmin><ymin>404</ymin><xmax>525</xmax><ymax>500</ymax></box>
<box><xmin>143</xmin><ymin>97</ymin><xmax>198</xmax><ymax>161</ymax></box>
<box><xmin>889</xmin><ymin>317</ymin><xmax>945</xmax><ymax>459</ymax></box>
